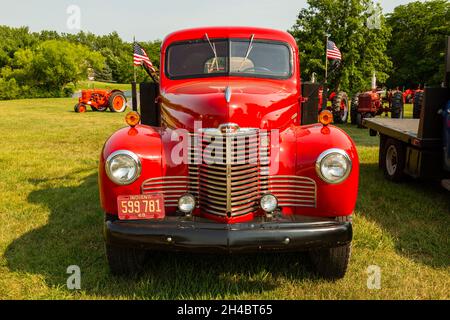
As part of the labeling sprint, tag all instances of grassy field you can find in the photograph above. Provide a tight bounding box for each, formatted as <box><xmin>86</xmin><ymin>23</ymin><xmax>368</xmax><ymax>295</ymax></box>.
<box><xmin>0</xmin><ymin>99</ymin><xmax>448</xmax><ymax>300</ymax></box>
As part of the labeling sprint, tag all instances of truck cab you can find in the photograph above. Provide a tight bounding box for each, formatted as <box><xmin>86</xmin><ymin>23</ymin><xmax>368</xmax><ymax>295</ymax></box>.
<box><xmin>99</xmin><ymin>27</ymin><xmax>359</xmax><ymax>279</ymax></box>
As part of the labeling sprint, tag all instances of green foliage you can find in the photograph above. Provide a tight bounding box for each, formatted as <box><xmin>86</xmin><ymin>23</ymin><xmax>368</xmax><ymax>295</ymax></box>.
<box><xmin>0</xmin><ymin>40</ymin><xmax>104</xmax><ymax>99</ymax></box>
<box><xmin>387</xmin><ymin>0</ymin><xmax>450</xmax><ymax>88</ymax></box>
<box><xmin>290</xmin><ymin>0</ymin><xmax>392</xmax><ymax>95</ymax></box>
<box><xmin>0</xmin><ymin>26</ymin><xmax>161</xmax><ymax>100</ymax></box>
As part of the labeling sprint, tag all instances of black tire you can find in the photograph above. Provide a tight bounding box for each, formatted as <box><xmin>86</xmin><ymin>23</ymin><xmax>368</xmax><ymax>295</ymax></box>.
<box><xmin>356</xmin><ymin>112</ymin><xmax>363</xmax><ymax>128</ymax></box>
<box><xmin>106</xmin><ymin>243</ymin><xmax>147</xmax><ymax>276</ymax></box>
<box><xmin>382</xmin><ymin>138</ymin><xmax>406</xmax><ymax>182</ymax></box>
<box><xmin>309</xmin><ymin>216</ymin><xmax>352</xmax><ymax>280</ymax></box>
<box><xmin>350</xmin><ymin>93</ymin><xmax>360</xmax><ymax>125</ymax></box>
<box><xmin>413</xmin><ymin>91</ymin><xmax>424</xmax><ymax>119</ymax></box>
<box><xmin>332</xmin><ymin>92</ymin><xmax>349</xmax><ymax>124</ymax></box>
<box><xmin>391</xmin><ymin>91</ymin><xmax>403</xmax><ymax>119</ymax></box>
<box><xmin>108</xmin><ymin>91</ymin><xmax>128</xmax><ymax>113</ymax></box>
<box><xmin>74</xmin><ymin>103</ymin><xmax>86</xmax><ymax>113</ymax></box>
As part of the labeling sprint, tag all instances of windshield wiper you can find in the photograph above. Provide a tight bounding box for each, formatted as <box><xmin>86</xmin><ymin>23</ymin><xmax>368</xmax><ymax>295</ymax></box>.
<box><xmin>238</xmin><ymin>34</ymin><xmax>255</xmax><ymax>72</ymax></box>
<box><xmin>205</xmin><ymin>33</ymin><xmax>219</xmax><ymax>72</ymax></box>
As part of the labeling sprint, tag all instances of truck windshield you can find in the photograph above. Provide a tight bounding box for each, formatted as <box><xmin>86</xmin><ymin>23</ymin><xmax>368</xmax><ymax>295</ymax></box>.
<box><xmin>166</xmin><ymin>39</ymin><xmax>291</xmax><ymax>80</ymax></box>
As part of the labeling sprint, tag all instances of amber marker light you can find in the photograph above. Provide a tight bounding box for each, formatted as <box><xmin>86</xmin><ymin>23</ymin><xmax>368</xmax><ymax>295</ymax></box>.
<box><xmin>125</xmin><ymin>112</ymin><xmax>141</xmax><ymax>127</ymax></box>
<box><xmin>319</xmin><ymin>110</ymin><xmax>333</xmax><ymax>126</ymax></box>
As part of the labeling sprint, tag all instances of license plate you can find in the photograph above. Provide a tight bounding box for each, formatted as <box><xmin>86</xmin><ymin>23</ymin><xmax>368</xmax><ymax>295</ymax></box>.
<box><xmin>117</xmin><ymin>194</ymin><xmax>165</xmax><ymax>220</ymax></box>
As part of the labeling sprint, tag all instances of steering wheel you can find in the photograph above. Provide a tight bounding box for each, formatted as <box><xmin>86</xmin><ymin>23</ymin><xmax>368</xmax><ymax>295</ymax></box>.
<box><xmin>241</xmin><ymin>67</ymin><xmax>272</xmax><ymax>73</ymax></box>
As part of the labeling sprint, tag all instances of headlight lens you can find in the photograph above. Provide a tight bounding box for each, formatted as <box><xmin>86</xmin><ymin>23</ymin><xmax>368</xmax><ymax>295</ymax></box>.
<box><xmin>260</xmin><ymin>194</ymin><xmax>278</xmax><ymax>213</ymax></box>
<box><xmin>105</xmin><ymin>150</ymin><xmax>141</xmax><ymax>185</ymax></box>
<box><xmin>178</xmin><ymin>194</ymin><xmax>196</xmax><ymax>213</ymax></box>
<box><xmin>316</xmin><ymin>149</ymin><xmax>352</xmax><ymax>184</ymax></box>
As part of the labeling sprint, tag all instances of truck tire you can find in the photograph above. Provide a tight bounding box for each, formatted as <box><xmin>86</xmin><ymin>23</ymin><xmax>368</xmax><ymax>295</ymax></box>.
<box><xmin>108</xmin><ymin>91</ymin><xmax>128</xmax><ymax>113</ymax></box>
<box><xmin>106</xmin><ymin>243</ymin><xmax>147</xmax><ymax>276</ymax></box>
<box><xmin>332</xmin><ymin>92</ymin><xmax>349</xmax><ymax>124</ymax></box>
<box><xmin>350</xmin><ymin>93</ymin><xmax>360</xmax><ymax>125</ymax></box>
<box><xmin>74</xmin><ymin>103</ymin><xmax>86</xmax><ymax>113</ymax></box>
<box><xmin>309</xmin><ymin>216</ymin><xmax>352</xmax><ymax>280</ymax></box>
<box><xmin>391</xmin><ymin>91</ymin><xmax>403</xmax><ymax>119</ymax></box>
<box><xmin>383</xmin><ymin>138</ymin><xmax>406</xmax><ymax>182</ymax></box>
<box><xmin>413</xmin><ymin>91</ymin><xmax>424</xmax><ymax>119</ymax></box>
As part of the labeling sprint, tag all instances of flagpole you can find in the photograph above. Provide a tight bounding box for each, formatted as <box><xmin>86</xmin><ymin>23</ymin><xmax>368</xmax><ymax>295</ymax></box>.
<box><xmin>322</xmin><ymin>33</ymin><xmax>329</xmax><ymax>111</ymax></box>
<box><xmin>132</xmin><ymin>36</ymin><xmax>138</xmax><ymax>112</ymax></box>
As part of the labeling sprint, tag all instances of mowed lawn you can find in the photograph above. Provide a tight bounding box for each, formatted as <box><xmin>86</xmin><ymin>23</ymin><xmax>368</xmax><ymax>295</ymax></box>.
<box><xmin>0</xmin><ymin>98</ymin><xmax>448</xmax><ymax>300</ymax></box>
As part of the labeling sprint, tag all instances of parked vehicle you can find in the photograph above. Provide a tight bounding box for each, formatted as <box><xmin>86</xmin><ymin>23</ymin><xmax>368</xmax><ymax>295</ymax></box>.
<box><xmin>74</xmin><ymin>89</ymin><xmax>127</xmax><ymax>113</ymax></box>
<box><xmin>364</xmin><ymin>37</ymin><xmax>450</xmax><ymax>190</ymax></box>
<box><xmin>99</xmin><ymin>27</ymin><xmax>360</xmax><ymax>279</ymax></box>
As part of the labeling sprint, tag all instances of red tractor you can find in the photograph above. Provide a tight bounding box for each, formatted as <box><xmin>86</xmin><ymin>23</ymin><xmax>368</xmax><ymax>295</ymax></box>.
<box><xmin>351</xmin><ymin>89</ymin><xmax>403</xmax><ymax>127</ymax></box>
<box><xmin>74</xmin><ymin>89</ymin><xmax>128</xmax><ymax>113</ymax></box>
<box><xmin>318</xmin><ymin>89</ymin><xmax>350</xmax><ymax>123</ymax></box>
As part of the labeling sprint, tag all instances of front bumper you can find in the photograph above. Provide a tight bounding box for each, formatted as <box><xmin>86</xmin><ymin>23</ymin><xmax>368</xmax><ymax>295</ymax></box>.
<box><xmin>105</xmin><ymin>215</ymin><xmax>352</xmax><ymax>254</ymax></box>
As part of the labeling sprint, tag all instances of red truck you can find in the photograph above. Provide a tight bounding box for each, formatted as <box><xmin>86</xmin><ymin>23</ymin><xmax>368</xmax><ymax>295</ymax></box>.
<box><xmin>99</xmin><ymin>27</ymin><xmax>360</xmax><ymax>279</ymax></box>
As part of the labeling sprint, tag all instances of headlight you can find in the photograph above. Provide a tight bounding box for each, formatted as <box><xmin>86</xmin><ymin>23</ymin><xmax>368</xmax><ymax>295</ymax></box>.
<box><xmin>260</xmin><ymin>194</ymin><xmax>278</xmax><ymax>213</ymax></box>
<box><xmin>178</xmin><ymin>194</ymin><xmax>196</xmax><ymax>213</ymax></box>
<box><xmin>316</xmin><ymin>149</ymin><xmax>352</xmax><ymax>184</ymax></box>
<box><xmin>105</xmin><ymin>150</ymin><xmax>141</xmax><ymax>185</ymax></box>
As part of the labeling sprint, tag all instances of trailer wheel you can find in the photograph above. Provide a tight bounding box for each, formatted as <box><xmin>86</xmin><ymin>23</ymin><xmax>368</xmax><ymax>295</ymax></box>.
<box><xmin>332</xmin><ymin>92</ymin><xmax>349</xmax><ymax>124</ymax></box>
<box><xmin>391</xmin><ymin>91</ymin><xmax>403</xmax><ymax>119</ymax></box>
<box><xmin>383</xmin><ymin>138</ymin><xmax>406</xmax><ymax>182</ymax></box>
<box><xmin>108</xmin><ymin>91</ymin><xmax>128</xmax><ymax>113</ymax></box>
<box><xmin>106</xmin><ymin>243</ymin><xmax>147</xmax><ymax>276</ymax></box>
<box><xmin>413</xmin><ymin>91</ymin><xmax>424</xmax><ymax>119</ymax></box>
<box><xmin>309</xmin><ymin>216</ymin><xmax>352</xmax><ymax>280</ymax></box>
<box><xmin>350</xmin><ymin>93</ymin><xmax>360</xmax><ymax>125</ymax></box>
<box><xmin>74</xmin><ymin>103</ymin><xmax>86</xmax><ymax>113</ymax></box>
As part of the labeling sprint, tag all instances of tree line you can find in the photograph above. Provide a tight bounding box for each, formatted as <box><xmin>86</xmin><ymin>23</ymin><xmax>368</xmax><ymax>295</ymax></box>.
<box><xmin>0</xmin><ymin>0</ymin><xmax>448</xmax><ymax>100</ymax></box>
<box><xmin>0</xmin><ymin>28</ymin><xmax>160</xmax><ymax>100</ymax></box>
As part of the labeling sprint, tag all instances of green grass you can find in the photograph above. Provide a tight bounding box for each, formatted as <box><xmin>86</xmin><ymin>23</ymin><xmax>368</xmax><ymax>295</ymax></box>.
<box><xmin>0</xmin><ymin>99</ymin><xmax>448</xmax><ymax>300</ymax></box>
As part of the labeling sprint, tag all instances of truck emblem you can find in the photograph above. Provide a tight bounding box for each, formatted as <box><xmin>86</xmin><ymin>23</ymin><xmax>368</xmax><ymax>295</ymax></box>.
<box><xmin>225</xmin><ymin>86</ymin><xmax>232</xmax><ymax>103</ymax></box>
<box><xmin>219</xmin><ymin>123</ymin><xmax>240</xmax><ymax>134</ymax></box>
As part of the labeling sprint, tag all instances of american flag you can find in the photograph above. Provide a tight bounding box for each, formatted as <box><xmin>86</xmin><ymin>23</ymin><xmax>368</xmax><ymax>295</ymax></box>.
<box><xmin>133</xmin><ymin>42</ymin><xmax>156</xmax><ymax>73</ymax></box>
<box><xmin>327</xmin><ymin>40</ymin><xmax>342</xmax><ymax>60</ymax></box>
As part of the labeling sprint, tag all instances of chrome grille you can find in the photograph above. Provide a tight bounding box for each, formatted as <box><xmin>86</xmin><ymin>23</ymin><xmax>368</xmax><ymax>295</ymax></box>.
<box><xmin>192</xmin><ymin>129</ymin><xmax>264</xmax><ymax>217</ymax></box>
<box><xmin>263</xmin><ymin>176</ymin><xmax>317</xmax><ymax>208</ymax></box>
<box><xmin>141</xmin><ymin>177</ymin><xmax>198</xmax><ymax>207</ymax></box>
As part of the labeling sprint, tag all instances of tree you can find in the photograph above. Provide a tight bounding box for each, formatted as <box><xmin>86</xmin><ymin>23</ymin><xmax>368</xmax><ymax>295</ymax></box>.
<box><xmin>1</xmin><ymin>40</ymin><xmax>104</xmax><ymax>98</ymax></box>
<box><xmin>387</xmin><ymin>0</ymin><xmax>450</xmax><ymax>88</ymax></box>
<box><xmin>290</xmin><ymin>0</ymin><xmax>392</xmax><ymax>95</ymax></box>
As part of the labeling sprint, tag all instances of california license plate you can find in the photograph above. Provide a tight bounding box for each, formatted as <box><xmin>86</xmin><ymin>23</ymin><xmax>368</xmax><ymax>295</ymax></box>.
<box><xmin>117</xmin><ymin>194</ymin><xmax>165</xmax><ymax>220</ymax></box>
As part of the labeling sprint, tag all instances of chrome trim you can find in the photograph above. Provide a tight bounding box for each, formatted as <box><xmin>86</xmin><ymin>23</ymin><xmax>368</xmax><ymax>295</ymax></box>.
<box><xmin>315</xmin><ymin>148</ymin><xmax>352</xmax><ymax>185</ymax></box>
<box><xmin>105</xmin><ymin>150</ymin><xmax>142</xmax><ymax>186</ymax></box>
<box><xmin>178</xmin><ymin>193</ymin><xmax>196</xmax><ymax>213</ymax></box>
<box><xmin>225</xmin><ymin>86</ymin><xmax>232</xmax><ymax>103</ymax></box>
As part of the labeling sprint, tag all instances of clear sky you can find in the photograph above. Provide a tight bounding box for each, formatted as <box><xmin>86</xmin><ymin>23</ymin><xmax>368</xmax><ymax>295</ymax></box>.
<box><xmin>0</xmin><ymin>0</ymin><xmax>421</xmax><ymax>41</ymax></box>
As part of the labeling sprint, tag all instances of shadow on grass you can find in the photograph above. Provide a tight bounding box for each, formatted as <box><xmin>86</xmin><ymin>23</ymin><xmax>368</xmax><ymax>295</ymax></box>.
<box><xmin>5</xmin><ymin>173</ymin><xmax>315</xmax><ymax>299</ymax></box>
<box><xmin>357</xmin><ymin>163</ymin><xmax>450</xmax><ymax>268</ymax></box>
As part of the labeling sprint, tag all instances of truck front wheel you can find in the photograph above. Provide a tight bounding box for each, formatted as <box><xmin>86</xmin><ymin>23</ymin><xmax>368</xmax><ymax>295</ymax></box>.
<box><xmin>106</xmin><ymin>244</ymin><xmax>147</xmax><ymax>276</ymax></box>
<box><xmin>309</xmin><ymin>216</ymin><xmax>352</xmax><ymax>280</ymax></box>
<box><xmin>383</xmin><ymin>138</ymin><xmax>406</xmax><ymax>182</ymax></box>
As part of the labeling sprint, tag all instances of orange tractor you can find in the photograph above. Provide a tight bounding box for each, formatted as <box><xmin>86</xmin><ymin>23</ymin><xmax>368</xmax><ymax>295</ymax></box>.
<box><xmin>74</xmin><ymin>89</ymin><xmax>128</xmax><ymax>113</ymax></box>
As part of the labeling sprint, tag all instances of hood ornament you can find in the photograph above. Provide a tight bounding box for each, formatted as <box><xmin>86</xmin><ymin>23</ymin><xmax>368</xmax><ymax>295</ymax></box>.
<box><xmin>225</xmin><ymin>86</ymin><xmax>232</xmax><ymax>103</ymax></box>
<box><xmin>219</xmin><ymin>123</ymin><xmax>240</xmax><ymax>134</ymax></box>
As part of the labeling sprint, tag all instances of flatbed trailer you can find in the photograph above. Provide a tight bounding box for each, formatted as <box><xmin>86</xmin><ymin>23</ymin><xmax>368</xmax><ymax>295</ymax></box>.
<box><xmin>363</xmin><ymin>36</ymin><xmax>450</xmax><ymax>189</ymax></box>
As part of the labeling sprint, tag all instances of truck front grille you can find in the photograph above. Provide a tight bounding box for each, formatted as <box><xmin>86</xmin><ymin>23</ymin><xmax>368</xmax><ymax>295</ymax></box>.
<box><xmin>141</xmin><ymin>128</ymin><xmax>317</xmax><ymax>216</ymax></box>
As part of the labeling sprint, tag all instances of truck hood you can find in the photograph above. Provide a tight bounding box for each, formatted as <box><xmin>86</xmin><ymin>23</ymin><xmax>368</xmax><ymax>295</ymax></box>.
<box><xmin>160</xmin><ymin>78</ymin><xmax>299</xmax><ymax>131</ymax></box>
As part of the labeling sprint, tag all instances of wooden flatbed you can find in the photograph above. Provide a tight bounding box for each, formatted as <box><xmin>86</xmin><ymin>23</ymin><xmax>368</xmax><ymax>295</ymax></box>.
<box><xmin>364</xmin><ymin>118</ymin><xmax>441</xmax><ymax>148</ymax></box>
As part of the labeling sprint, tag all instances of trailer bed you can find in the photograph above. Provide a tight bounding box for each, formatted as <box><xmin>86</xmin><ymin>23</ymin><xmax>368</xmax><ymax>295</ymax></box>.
<box><xmin>364</xmin><ymin>118</ymin><xmax>443</xmax><ymax>149</ymax></box>
<box><xmin>364</xmin><ymin>118</ymin><xmax>419</xmax><ymax>143</ymax></box>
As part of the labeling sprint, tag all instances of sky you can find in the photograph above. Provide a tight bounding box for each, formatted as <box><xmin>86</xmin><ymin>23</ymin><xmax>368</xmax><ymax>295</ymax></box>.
<box><xmin>0</xmin><ymin>0</ymin><xmax>422</xmax><ymax>41</ymax></box>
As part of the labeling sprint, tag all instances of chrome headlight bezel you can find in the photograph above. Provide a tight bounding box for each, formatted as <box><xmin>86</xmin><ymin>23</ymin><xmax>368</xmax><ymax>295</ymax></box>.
<box><xmin>315</xmin><ymin>149</ymin><xmax>352</xmax><ymax>184</ymax></box>
<box><xmin>105</xmin><ymin>150</ymin><xmax>142</xmax><ymax>186</ymax></box>
<box><xmin>178</xmin><ymin>194</ymin><xmax>196</xmax><ymax>213</ymax></box>
<box><xmin>260</xmin><ymin>194</ymin><xmax>279</xmax><ymax>213</ymax></box>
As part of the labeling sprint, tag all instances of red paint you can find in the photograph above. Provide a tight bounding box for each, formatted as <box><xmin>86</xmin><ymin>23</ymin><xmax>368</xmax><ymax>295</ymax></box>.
<box><xmin>98</xmin><ymin>27</ymin><xmax>359</xmax><ymax>224</ymax></box>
